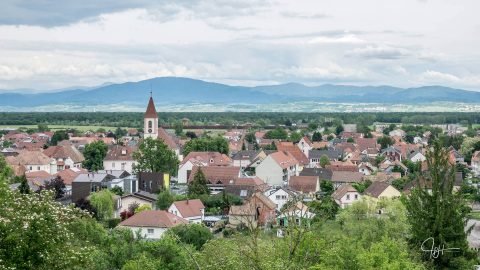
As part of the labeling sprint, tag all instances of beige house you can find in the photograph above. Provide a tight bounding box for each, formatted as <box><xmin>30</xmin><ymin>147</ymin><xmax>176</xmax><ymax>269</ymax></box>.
<box><xmin>332</xmin><ymin>184</ymin><xmax>361</xmax><ymax>209</ymax></box>
<box><xmin>364</xmin><ymin>181</ymin><xmax>401</xmax><ymax>200</ymax></box>
<box><xmin>117</xmin><ymin>191</ymin><xmax>157</xmax><ymax>217</ymax></box>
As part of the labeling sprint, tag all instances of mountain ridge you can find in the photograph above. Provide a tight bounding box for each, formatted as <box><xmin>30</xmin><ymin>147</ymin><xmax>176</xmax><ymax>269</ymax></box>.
<box><xmin>1</xmin><ymin>77</ymin><xmax>479</xmax><ymax>108</ymax></box>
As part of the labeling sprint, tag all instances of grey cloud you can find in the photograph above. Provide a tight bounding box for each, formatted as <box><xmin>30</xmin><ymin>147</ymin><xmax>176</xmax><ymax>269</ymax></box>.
<box><xmin>345</xmin><ymin>45</ymin><xmax>412</xmax><ymax>60</ymax></box>
<box><xmin>280</xmin><ymin>11</ymin><xmax>330</xmax><ymax>19</ymax></box>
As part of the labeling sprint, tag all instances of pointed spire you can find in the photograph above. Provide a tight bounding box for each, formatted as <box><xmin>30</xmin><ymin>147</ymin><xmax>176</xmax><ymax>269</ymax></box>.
<box><xmin>144</xmin><ymin>96</ymin><xmax>158</xmax><ymax>118</ymax></box>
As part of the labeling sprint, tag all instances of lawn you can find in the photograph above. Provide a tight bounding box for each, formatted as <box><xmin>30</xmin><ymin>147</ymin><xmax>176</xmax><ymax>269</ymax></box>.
<box><xmin>467</xmin><ymin>211</ymin><xmax>480</xmax><ymax>220</ymax></box>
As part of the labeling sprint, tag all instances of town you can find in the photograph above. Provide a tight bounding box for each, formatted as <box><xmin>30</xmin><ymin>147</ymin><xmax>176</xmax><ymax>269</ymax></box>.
<box><xmin>1</xmin><ymin>96</ymin><xmax>480</xmax><ymax>269</ymax></box>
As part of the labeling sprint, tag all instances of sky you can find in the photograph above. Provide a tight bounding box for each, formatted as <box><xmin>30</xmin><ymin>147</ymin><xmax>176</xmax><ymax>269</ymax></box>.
<box><xmin>0</xmin><ymin>0</ymin><xmax>480</xmax><ymax>91</ymax></box>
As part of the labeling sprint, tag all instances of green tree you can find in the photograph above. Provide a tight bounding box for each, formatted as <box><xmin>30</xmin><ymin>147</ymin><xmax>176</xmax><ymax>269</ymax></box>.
<box><xmin>0</xmin><ymin>175</ymin><xmax>94</xmax><ymax>269</ymax></box>
<box><xmin>115</xmin><ymin>127</ymin><xmax>127</xmax><ymax>138</ymax></box>
<box><xmin>90</xmin><ymin>189</ymin><xmax>115</xmax><ymax>221</ymax></box>
<box><xmin>264</xmin><ymin>127</ymin><xmax>288</xmax><ymax>140</ymax></box>
<box><xmin>308</xmin><ymin>123</ymin><xmax>318</xmax><ymax>131</ymax></box>
<box><xmin>50</xmin><ymin>130</ymin><xmax>69</xmax><ymax>146</ymax></box>
<box><xmin>309</xmin><ymin>196</ymin><xmax>338</xmax><ymax>220</ymax></box>
<box><xmin>173</xmin><ymin>121</ymin><xmax>183</xmax><ymax>136</ymax></box>
<box><xmin>319</xmin><ymin>155</ymin><xmax>330</xmax><ymax>168</ymax></box>
<box><xmin>346</xmin><ymin>137</ymin><xmax>354</xmax><ymax>143</ymax></box>
<box><xmin>405</xmin><ymin>142</ymin><xmax>476</xmax><ymax>269</ymax></box>
<box><xmin>377</xmin><ymin>136</ymin><xmax>394</xmax><ymax>149</ymax></box>
<box><xmin>157</xmin><ymin>189</ymin><xmax>174</xmax><ymax>210</ymax></box>
<box><xmin>42</xmin><ymin>176</ymin><xmax>66</xmax><ymax>199</ymax></box>
<box><xmin>312</xmin><ymin>131</ymin><xmax>322</xmax><ymax>142</ymax></box>
<box><xmin>182</xmin><ymin>136</ymin><xmax>229</xmax><ymax>157</ymax></box>
<box><xmin>111</xmin><ymin>186</ymin><xmax>124</xmax><ymax>196</ymax></box>
<box><xmin>188</xmin><ymin>168</ymin><xmax>210</xmax><ymax>196</ymax></box>
<box><xmin>134</xmin><ymin>204</ymin><xmax>152</xmax><ymax>214</ymax></box>
<box><xmin>37</xmin><ymin>124</ymin><xmax>50</xmax><ymax>132</ymax></box>
<box><xmin>320</xmin><ymin>180</ymin><xmax>334</xmax><ymax>195</ymax></box>
<box><xmin>288</xmin><ymin>131</ymin><xmax>303</xmax><ymax>143</ymax></box>
<box><xmin>132</xmin><ymin>137</ymin><xmax>179</xmax><ymax>176</ymax></box>
<box><xmin>82</xmin><ymin>140</ymin><xmax>108</xmax><ymax>171</ymax></box>
<box><xmin>0</xmin><ymin>154</ymin><xmax>13</xmax><ymax>181</ymax></box>
<box><xmin>18</xmin><ymin>174</ymin><xmax>30</xmax><ymax>194</ymax></box>
<box><xmin>169</xmin><ymin>223</ymin><xmax>213</xmax><ymax>250</ymax></box>
<box><xmin>335</xmin><ymin>125</ymin><xmax>344</xmax><ymax>135</ymax></box>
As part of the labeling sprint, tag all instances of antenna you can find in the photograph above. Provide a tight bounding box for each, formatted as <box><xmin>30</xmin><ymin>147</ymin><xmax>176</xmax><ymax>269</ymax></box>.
<box><xmin>149</xmin><ymin>83</ymin><xmax>153</xmax><ymax>98</ymax></box>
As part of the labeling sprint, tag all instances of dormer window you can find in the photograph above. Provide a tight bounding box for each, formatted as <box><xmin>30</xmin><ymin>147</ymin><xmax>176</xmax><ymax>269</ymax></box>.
<box><xmin>210</xmin><ymin>159</ymin><xmax>214</xmax><ymax>163</ymax></box>
<box><xmin>121</xmin><ymin>149</ymin><xmax>127</xmax><ymax>155</ymax></box>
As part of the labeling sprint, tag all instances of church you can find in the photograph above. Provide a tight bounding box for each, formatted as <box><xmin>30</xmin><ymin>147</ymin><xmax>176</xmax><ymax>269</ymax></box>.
<box><xmin>143</xmin><ymin>96</ymin><xmax>182</xmax><ymax>160</ymax></box>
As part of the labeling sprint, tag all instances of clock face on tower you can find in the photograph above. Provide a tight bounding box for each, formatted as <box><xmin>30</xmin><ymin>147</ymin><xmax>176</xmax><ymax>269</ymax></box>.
<box><xmin>148</xmin><ymin>129</ymin><xmax>152</xmax><ymax>133</ymax></box>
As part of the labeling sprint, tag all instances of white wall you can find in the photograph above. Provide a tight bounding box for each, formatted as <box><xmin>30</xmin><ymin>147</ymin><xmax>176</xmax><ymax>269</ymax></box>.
<box><xmin>123</xmin><ymin>226</ymin><xmax>167</xmax><ymax>240</ymax></box>
<box><xmin>103</xmin><ymin>160</ymin><xmax>137</xmax><ymax>174</ymax></box>
<box><xmin>340</xmin><ymin>192</ymin><xmax>361</xmax><ymax>209</ymax></box>
<box><xmin>256</xmin><ymin>156</ymin><xmax>284</xmax><ymax>186</ymax></box>
<box><xmin>177</xmin><ymin>161</ymin><xmax>194</xmax><ymax>184</ymax></box>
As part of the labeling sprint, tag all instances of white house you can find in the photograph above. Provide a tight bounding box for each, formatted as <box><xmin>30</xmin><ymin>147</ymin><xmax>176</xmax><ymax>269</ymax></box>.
<box><xmin>177</xmin><ymin>152</ymin><xmax>231</xmax><ymax>184</ymax></box>
<box><xmin>389</xmin><ymin>129</ymin><xmax>406</xmax><ymax>138</ymax></box>
<box><xmin>117</xmin><ymin>191</ymin><xmax>157</xmax><ymax>217</ymax></box>
<box><xmin>264</xmin><ymin>187</ymin><xmax>297</xmax><ymax>211</ymax></box>
<box><xmin>118</xmin><ymin>210</ymin><xmax>188</xmax><ymax>240</ymax></box>
<box><xmin>472</xmin><ymin>151</ymin><xmax>480</xmax><ymax>176</ymax></box>
<box><xmin>103</xmin><ymin>146</ymin><xmax>137</xmax><ymax>174</ymax></box>
<box><xmin>256</xmin><ymin>151</ymin><xmax>299</xmax><ymax>187</ymax></box>
<box><xmin>168</xmin><ymin>199</ymin><xmax>205</xmax><ymax>223</ymax></box>
<box><xmin>43</xmin><ymin>144</ymin><xmax>84</xmax><ymax>171</ymax></box>
<box><xmin>332</xmin><ymin>184</ymin><xmax>361</xmax><ymax>209</ymax></box>
<box><xmin>297</xmin><ymin>136</ymin><xmax>313</xmax><ymax>158</ymax></box>
<box><xmin>408</xmin><ymin>151</ymin><xmax>426</xmax><ymax>163</ymax></box>
<box><xmin>6</xmin><ymin>150</ymin><xmax>57</xmax><ymax>174</ymax></box>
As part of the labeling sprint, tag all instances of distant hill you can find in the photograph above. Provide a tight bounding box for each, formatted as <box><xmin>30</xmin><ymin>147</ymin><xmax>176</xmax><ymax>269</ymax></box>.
<box><xmin>1</xmin><ymin>77</ymin><xmax>479</xmax><ymax>109</ymax></box>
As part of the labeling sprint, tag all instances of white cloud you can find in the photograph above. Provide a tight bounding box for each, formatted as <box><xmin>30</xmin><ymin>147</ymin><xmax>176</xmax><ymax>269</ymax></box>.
<box><xmin>418</xmin><ymin>70</ymin><xmax>480</xmax><ymax>88</ymax></box>
<box><xmin>308</xmin><ymin>34</ymin><xmax>365</xmax><ymax>45</ymax></box>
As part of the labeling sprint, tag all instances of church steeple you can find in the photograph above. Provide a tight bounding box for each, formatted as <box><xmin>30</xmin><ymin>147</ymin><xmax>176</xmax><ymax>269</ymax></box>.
<box><xmin>144</xmin><ymin>96</ymin><xmax>158</xmax><ymax>139</ymax></box>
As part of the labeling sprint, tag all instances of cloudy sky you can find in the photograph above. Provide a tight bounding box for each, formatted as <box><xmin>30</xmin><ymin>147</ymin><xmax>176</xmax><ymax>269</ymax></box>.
<box><xmin>1</xmin><ymin>0</ymin><xmax>480</xmax><ymax>91</ymax></box>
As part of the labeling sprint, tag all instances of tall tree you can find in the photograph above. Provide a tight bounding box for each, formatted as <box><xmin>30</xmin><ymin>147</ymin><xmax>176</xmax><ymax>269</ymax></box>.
<box><xmin>312</xmin><ymin>131</ymin><xmax>322</xmax><ymax>142</ymax></box>
<box><xmin>182</xmin><ymin>136</ymin><xmax>229</xmax><ymax>157</ymax></box>
<box><xmin>157</xmin><ymin>189</ymin><xmax>174</xmax><ymax>210</ymax></box>
<box><xmin>405</xmin><ymin>142</ymin><xmax>476</xmax><ymax>269</ymax></box>
<box><xmin>82</xmin><ymin>140</ymin><xmax>108</xmax><ymax>171</ymax></box>
<box><xmin>132</xmin><ymin>137</ymin><xmax>179</xmax><ymax>176</ymax></box>
<box><xmin>0</xmin><ymin>154</ymin><xmax>13</xmax><ymax>181</ymax></box>
<box><xmin>188</xmin><ymin>168</ymin><xmax>210</xmax><ymax>196</ymax></box>
<box><xmin>41</xmin><ymin>176</ymin><xmax>65</xmax><ymax>199</ymax></box>
<box><xmin>18</xmin><ymin>174</ymin><xmax>30</xmax><ymax>194</ymax></box>
<box><xmin>50</xmin><ymin>130</ymin><xmax>69</xmax><ymax>146</ymax></box>
<box><xmin>89</xmin><ymin>189</ymin><xmax>115</xmax><ymax>221</ymax></box>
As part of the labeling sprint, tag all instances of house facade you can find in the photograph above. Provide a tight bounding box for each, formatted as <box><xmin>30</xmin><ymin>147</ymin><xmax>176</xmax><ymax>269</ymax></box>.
<box><xmin>256</xmin><ymin>151</ymin><xmax>299</xmax><ymax>187</ymax></box>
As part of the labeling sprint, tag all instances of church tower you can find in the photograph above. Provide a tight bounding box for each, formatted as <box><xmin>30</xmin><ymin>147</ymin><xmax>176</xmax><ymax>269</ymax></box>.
<box><xmin>144</xmin><ymin>95</ymin><xmax>158</xmax><ymax>139</ymax></box>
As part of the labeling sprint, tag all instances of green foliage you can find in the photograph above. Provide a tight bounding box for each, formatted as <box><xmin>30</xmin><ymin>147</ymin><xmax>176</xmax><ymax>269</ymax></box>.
<box><xmin>182</xmin><ymin>136</ymin><xmax>229</xmax><ymax>157</ymax></box>
<box><xmin>405</xmin><ymin>142</ymin><xmax>477</xmax><ymax>269</ymax></box>
<box><xmin>352</xmin><ymin>180</ymin><xmax>372</xmax><ymax>193</ymax></box>
<box><xmin>82</xmin><ymin>140</ymin><xmax>108</xmax><ymax>171</ymax></box>
<box><xmin>115</xmin><ymin>127</ymin><xmax>127</xmax><ymax>138</ymax></box>
<box><xmin>42</xmin><ymin>176</ymin><xmax>66</xmax><ymax>199</ymax></box>
<box><xmin>320</xmin><ymin>180</ymin><xmax>334</xmax><ymax>195</ymax></box>
<box><xmin>335</xmin><ymin>125</ymin><xmax>344</xmax><ymax>135</ymax></box>
<box><xmin>264</xmin><ymin>127</ymin><xmax>288</xmax><ymax>140</ymax></box>
<box><xmin>157</xmin><ymin>189</ymin><xmax>174</xmax><ymax>210</ymax></box>
<box><xmin>309</xmin><ymin>196</ymin><xmax>339</xmax><ymax>220</ymax></box>
<box><xmin>169</xmin><ymin>223</ymin><xmax>213</xmax><ymax>250</ymax></box>
<box><xmin>319</xmin><ymin>155</ymin><xmax>330</xmax><ymax>168</ymax></box>
<box><xmin>308</xmin><ymin>123</ymin><xmax>318</xmax><ymax>131</ymax></box>
<box><xmin>0</xmin><ymin>182</ymin><xmax>94</xmax><ymax>269</ymax></box>
<box><xmin>132</xmin><ymin>137</ymin><xmax>179</xmax><ymax>175</ymax></box>
<box><xmin>90</xmin><ymin>189</ymin><xmax>115</xmax><ymax>221</ymax></box>
<box><xmin>288</xmin><ymin>131</ymin><xmax>303</xmax><ymax>143</ymax></box>
<box><xmin>110</xmin><ymin>186</ymin><xmax>124</xmax><ymax>196</ymax></box>
<box><xmin>134</xmin><ymin>204</ymin><xmax>152</xmax><ymax>214</ymax></box>
<box><xmin>173</xmin><ymin>121</ymin><xmax>183</xmax><ymax>136</ymax></box>
<box><xmin>460</xmin><ymin>137</ymin><xmax>480</xmax><ymax>163</ymax></box>
<box><xmin>0</xmin><ymin>154</ymin><xmax>14</xmax><ymax>181</ymax></box>
<box><xmin>188</xmin><ymin>168</ymin><xmax>210</xmax><ymax>197</ymax></box>
<box><xmin>50</xmin><ymin>130</ymin><xmax>69</xmax><ymax>146</ymax></box>
<box><xmin>18</xmin><ymin>174</ymin><xmax>30</xmax><ymax>194</ymax></box>
<box><xmin>377</xmin><ymin>135</ymin><xmax>394</xmax><ymax>149</ymax></box>
<box><xmin>312</xmin><ymin>131</ymin><xmax>322</xmax><ymax>142</ymax></box>
<box><xmin>37</xmin><ymin>123</ymin><xmax>50</xmax><ymax>132</ymax></box>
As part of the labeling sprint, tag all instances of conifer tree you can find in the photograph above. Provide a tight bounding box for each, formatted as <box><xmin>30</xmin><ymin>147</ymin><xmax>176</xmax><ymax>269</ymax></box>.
<box><xmin>188</xmin><ymin>167</ymin><xmax>210</xmax><ymax>196</ymax></box>
<box><xmin>405</xmin><ymin>141</ymin><xmax>476</xmax><ymax>269</ymax></box>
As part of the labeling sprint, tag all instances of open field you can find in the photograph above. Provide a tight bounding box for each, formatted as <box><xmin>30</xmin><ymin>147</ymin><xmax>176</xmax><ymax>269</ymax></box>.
<box><xmin>0</xmin><ymin>125</ymin><xmax>127</xmax><ymax>132</ymax></box>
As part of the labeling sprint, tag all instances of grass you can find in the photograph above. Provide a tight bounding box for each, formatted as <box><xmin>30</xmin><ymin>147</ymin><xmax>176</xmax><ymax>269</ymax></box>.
<box><xmin>0</xmin><ymin>125</ymin><xmax>126</xmax><ymax>132</ymax></box>
<box><xmin>467</xmin><ymin>211</ymin><xmax>480</xmax><ymax>220</ymax></box>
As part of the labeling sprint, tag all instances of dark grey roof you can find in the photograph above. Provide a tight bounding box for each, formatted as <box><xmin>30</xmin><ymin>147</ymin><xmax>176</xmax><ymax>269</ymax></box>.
<box><xmin>73</xmin><ymin>173</ymin><xmax>115</xmax><ymax>183</ymax></box>
<box><xmin>330</xmin><ymin>138</ymin><xmax>347</xmax><ymax>145</ymax></box>
<box><xmin>231</xmin><ymin>150</ymin><xmax>258</xmax><ymax>161</ymax></box>
<box><xmin>309</xmin><ymin>149</ymin><xmax>343</xmax><ymax>160</ymax></box>
<box><xmin>300</xmin><ymin>168</ymin><xmax>333</xmax><ymax>180</ymax></box>
<box><xmin>97</xmin><ymin>170</ymin><xmax>130</xmax><ymax>179</ymax></box>
<box><xmin>122</xmin><ymin>191</ymin><xmax>158</xmax><ymax>201</ymax></box>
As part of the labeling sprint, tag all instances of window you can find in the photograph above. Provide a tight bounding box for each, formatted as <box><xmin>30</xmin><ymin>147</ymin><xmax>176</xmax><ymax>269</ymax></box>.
<box><xmin>240</xmin><ymin>190</ymin><xmax>248</xmax><ymax>197</ymax></box>
<box><xmin>346</xmin><ymin>194</ymin><xmax>350</xmax><ymax>200</ymax></box>
<box><xmin>354</xmin><ymin>194</ymin><xmax>358</xmax><ymax>199</ymax></box>
<box><xmin>112</xmin><ymin>162</ymin><xmax>115</xmax><ymax>168</ymax></box>
<box><xmin>148</xmin><ymin>121</ymin><xmax>152</xmax><ymax>129</ymax></box>
<box><xmin>37</xmin><ymin>166</ymin><xmax>40</xmax><ymax>170</ymax></box>
<box><xmin>149</xmin><ymin>181</ymin><xmax>152</xmax><ymax>190</ymax></box>
<box><xmin>147</xmin><ymin>229</ymin><xmax>154</xmax><ymax>234</ymax></box>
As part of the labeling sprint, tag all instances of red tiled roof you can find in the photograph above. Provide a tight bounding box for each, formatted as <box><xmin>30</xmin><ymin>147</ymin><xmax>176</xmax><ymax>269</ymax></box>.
<box><xmin>355</xmin><ymin>138</ymin><xmax>378</xmax><ymax>152</ymax></box>
<box><xmin>105</xmin><ymin>145</ymin><xmax>137</xmax><ymax>161</ymax></box>
<box><xmin>119</xmin><ymin>210</ymin><xmax>188</xmax><ymax>228</ymax></box>
<box><xmin>332</xmin><ymin>184</ymin><xmax>358</xmax><ymax>200</ymax></box>
<box><xmin>181</xmin><ymin>152</ymin><xmax>231</xmax><ymax>166</ymax></box>
<box><xmin>56</xmin><ymin>168</ymin><xmax>88</xmax><ymax>185</ymax></box>
<box><xmin>269</xmin><ymin>151</ymin><xmax>299</xmax><ymax>169</ymax></box>
<box><xmin>158</xmin><ymin>128</ymin><xmax>179</xmax><ymax>150</ymax></box>
<box><xmin>144</xmin><ymin>97</ymin><xmax>158</xmax><ymax>118</ymax></box>
<box><xmin>172</xmin><ymin>199</ymin><xmax>204</xmax><ymax>218</ymax></box>
<box><xmin>289</xmin><ymin>175</ymin><xmax>318</xmax><ymax>193</ymax></box>
<box><xmin>25</xmin><ymin>170</ymin><xmax>52</xmax><ymax>180</ymax></box>
<box><xmin>276</xmin><ymin>142</ymin><xmax>309</xmax><ymax>166</ymax></box>
<box><xmin>188</xmin><ymin>166</ymin><xmax>240</xmax><ymax>185</ymax></box>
